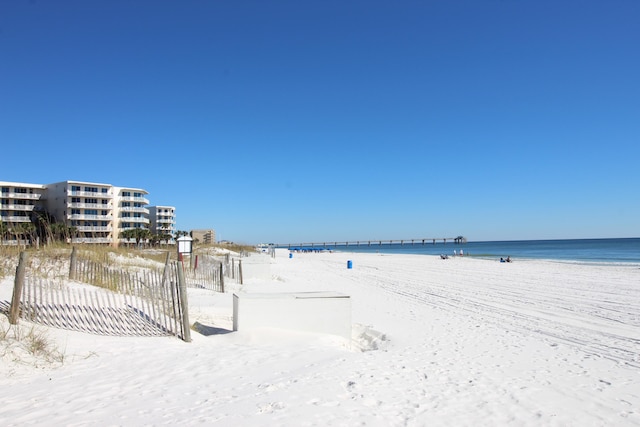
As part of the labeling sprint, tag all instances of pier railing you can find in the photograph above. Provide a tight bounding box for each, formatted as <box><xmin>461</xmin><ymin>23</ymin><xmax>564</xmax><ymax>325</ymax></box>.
<box><xmin>277</xmin><ymin>236</ymin><xmax>467</xmax><ymax>248</ymax></box>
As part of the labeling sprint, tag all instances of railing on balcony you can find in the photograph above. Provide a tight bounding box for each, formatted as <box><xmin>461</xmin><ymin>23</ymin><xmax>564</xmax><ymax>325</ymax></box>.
<box><xmin>0</xmin><ymin>216</ymin><xmax>32</xmax><ymax>223</ymax></box>
<box><xmin>68</xmin><ymin>203</ymin><xmax>112</xmax><ymax>209</ymax></box>
<box><xmin>0</xmin><ymin>239</ymin><xmax>31</xmax><ymax>246</ymax></box>
<box><xmin>119</xmin><ymin>196</ymin><xmax>149</xmax><ymax>204</ymax></box>
<box><xmin>69</xmin><ymin>214</ymin><xmax>112</xmax><ymax>221</ymax></box>
<box><xmin>76</xmin><ymin>226</ymin><xmax>112</xmax><ymax>232</ymax></box>
<box><xmin>121</xmin><ymin>217</ymin><xmax>150</xmax><ymax>224</ymax></box>
<box><xmin>119</xmin><ymin>207</ymin><xmax>149</xmax><ymax>213</ymax></box>
<box><xmin>68</xmin><ymin>190</ymin><xmax>112</xmax><ymax>198</ymax></box>
<box><xmin>71</xmin><ymin>237</ymin><xmax>112</xmax><ymax>244</ymax></box>
<box><xmin>157</xmin><ymin>218</ymin><xmax>176</xmax><ymax>224</ymax></box>
<box><xmin>2</xmin><ymin>204</ymin><xmax>36</xmax><ymax>211</ymax></box>
<box><xmin>2</xmin><ymin>192</ymin><xmax>42</xmax><ymax>200</ymax></box>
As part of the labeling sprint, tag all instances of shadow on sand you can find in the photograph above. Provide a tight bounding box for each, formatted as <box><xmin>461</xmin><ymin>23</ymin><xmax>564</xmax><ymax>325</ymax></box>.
<box><xmin>192</xmin><ymin>321</ymin><xmax>233</xmax><ymax>336</ymax></box>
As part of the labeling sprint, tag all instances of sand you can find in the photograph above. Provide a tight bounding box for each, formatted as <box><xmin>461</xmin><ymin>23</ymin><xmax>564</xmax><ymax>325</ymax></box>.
<box><xmin>1</xmin><ymin>249</ymin><xmax>639</xmax><ymax>426</ymax></box>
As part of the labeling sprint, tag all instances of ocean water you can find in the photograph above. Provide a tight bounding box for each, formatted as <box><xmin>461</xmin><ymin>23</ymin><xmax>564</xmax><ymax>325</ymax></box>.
<box><xmin>308</xmin><ymin>238</ymin><xmax>640</xmax><ymax>264</ymax></box>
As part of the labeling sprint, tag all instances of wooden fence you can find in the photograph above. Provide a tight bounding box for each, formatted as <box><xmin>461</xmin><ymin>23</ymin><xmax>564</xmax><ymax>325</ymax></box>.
<box><xmin>19</xmin><ymin>277</ymin><xmax>182</xmax><ymax>338</ymax></box>
<box><xmin>187</xmin><ymin>253</ymin><xmax>243</xmax><ymax>290</ymax></box>
<box><xmin>7</xmin><ymin>251</ymin><xmax>190</xmax><ymax>340</ymax></box>
<box><xmin>5</xmin><ymin>249</ymin><xmax>246</xmax><ymax>341</ymax></box>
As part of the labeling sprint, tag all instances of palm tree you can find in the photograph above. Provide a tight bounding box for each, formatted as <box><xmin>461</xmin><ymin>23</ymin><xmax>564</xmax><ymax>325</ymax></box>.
<box><xmin>120</xmin><ymin>229</ymin><xmax>137</xmax><ymax>247</ymax></box>
<box><xmin>174</xmin><ymin>230</ymin><xmax>189</xmax><ymax>240</ymax></box>
<box><xmin>12</xmin><ymin>222</ymin><xmax>36</xmax><ymax>248</ymax></box>
<box><xmin>134</xmin><ymin>227</ymin><xmax>151</xmax><ymax>248</ymax></box>
<box><xmin>50</xmin><ymin>223</ymin><xmax>67</xmax><ymax>242</ymax></box>
<box><xmin>0</xmin><ymin>220</ymin><xmax>8</xmax><ymax>244</ymax></box>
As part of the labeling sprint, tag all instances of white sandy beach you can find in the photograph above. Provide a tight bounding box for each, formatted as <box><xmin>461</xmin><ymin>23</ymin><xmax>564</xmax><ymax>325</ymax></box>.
<box><xmin>1</xmin><ymin>249</ymin><xmax>639</xmax><ymax>426</ymax></box>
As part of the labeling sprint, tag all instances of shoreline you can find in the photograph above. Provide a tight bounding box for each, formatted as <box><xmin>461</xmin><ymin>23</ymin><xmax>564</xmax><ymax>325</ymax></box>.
<box><xmin>330</xmin><ymin>249</ymin><xmax>640</xmax><ymax>267</ymax></box>
<box><xmin>282</xmin><ymin>237</ymin><xmax>640</xmax><ymax>265</ymax></box>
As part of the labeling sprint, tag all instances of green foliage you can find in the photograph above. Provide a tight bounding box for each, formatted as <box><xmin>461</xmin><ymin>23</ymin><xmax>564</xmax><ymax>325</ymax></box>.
<box><xmin>1</xmin><ymin>321</ymin><xmax>65</xmax><ymax>367</ymax></box>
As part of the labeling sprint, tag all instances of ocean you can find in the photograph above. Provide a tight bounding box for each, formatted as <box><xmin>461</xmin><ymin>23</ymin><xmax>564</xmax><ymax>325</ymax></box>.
<box><xmin>299</xmin><ymin>238</ymin><xmax>640</xmax><ymax>265</ymax></box>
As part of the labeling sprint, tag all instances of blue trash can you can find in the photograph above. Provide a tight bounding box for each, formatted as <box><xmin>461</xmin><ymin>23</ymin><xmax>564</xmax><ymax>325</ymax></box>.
<box><xmin>347</xmin><ymin>260</ymin><xmax>352</xmax><ymax>269</ymax></box>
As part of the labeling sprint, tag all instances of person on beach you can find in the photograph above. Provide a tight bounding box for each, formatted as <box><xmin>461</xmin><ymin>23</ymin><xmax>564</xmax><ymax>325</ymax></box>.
<box><xmin>460</xmin><ymin>249</ymin><xmax>464</xmax><ymax>257</ymax></box>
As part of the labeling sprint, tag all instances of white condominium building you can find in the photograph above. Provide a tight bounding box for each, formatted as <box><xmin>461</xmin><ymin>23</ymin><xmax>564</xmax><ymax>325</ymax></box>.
<box><xmin>46</xmin><ymin>181</ymin><xmax>116</xmax><ymax>244</ymax></box>
<box><xmin>0</xmin><ymin>181</ymin><xmax>46</xmax><ymax>225</ymax></box>
<box><xmin>114</xmin><ymin>185</ymin><xmax>150</xmax><ymax>237</ymax></box>
<box><xmin>149</xmin><ymin>206</ymin><xmax>176</xmax><ymax>243</ymax></box>
<box><xmin>1</xmin><ymin>180</ymin><xmax>156</xmax><ymax>246</ymax></box>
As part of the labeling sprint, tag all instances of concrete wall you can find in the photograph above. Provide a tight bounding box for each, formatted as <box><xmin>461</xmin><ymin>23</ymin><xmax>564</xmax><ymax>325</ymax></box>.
<box><xmin>233</xmin><ymin>292</ymin><xmax>351</xmax><ymax>340</ymax></box>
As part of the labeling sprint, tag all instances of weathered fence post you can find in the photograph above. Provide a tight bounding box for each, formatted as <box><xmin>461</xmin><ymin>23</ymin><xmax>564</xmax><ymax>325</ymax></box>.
<box><xmin>238</xmin><ymin>259</ymin><xmax>243</xmax><ymax>285</ymax></box>
<box><xmin>176</xmin><ymin>262</ymin><xmax>191</xmax><ymax>342</ymax></box>
<box><xmin>231</xmin><ymin>258</ymin><xmax>235</xmax><ymax>279</ymax></box>
<box><xmin>162</xmin><ymin>251</ymin><xmax>171</xmax><ymax>285</ymax></box>
<box><xmin>69</xmin><ymin>246</ymin><xmax>77</xmax><ymax>280</ymax></box>
<box><xmin>219</xmin><ymin>262</ymin><xmax>225</xmax><ymax>293</ymax></box>
<box><xmin>9</xmin><ymin>251</ymin><xmax>29</xmax><ymax>324</ymax></box>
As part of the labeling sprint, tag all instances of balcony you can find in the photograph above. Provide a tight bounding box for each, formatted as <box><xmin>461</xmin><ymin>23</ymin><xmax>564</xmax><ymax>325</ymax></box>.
<box><xmin>69</xmin><ymin>190</ymin><xmax>112</xmax><ymax>198</ymax></box>
<box><xmin>0</xmin><ymin>216</ymin><xmax>32</xmax><ymax>223</ymax></box>
<box><xmin>119</xmin><ymin>226</ymin><xmax>151</xmax><ymax>233</ymax></box>
<box><xmin>71</xmin><ymin>237</ymin><xmax>112</xmax><ymax>244</ymax></box>
<box><xmin>68</xmin><ymin>202</ymin><xmax>112</xmax><ymax>209</ymax></box>
<box><xmin>2</xmin><ymin>204</ymin><xmax>36</xmax><ymax>212</ymax></box>
<box><xmin>119</xmin><ymin>196</ymin><xmax>149</xmax><ymax>204</ymax></box>
<box><xmin>2</xmin><ymin>192</ymin><xmax>42</xmax><ymax>200</ymax></box>
<box><xmin>0</xmin><ymin>239</ymin><xmax>31</xmax><ymax>246</ymax></box>
<box><xmin>76</xmin><ymin>226</ymin><xmax>112</xmax><ymax>232</ymax></box>
<box><xmin>119</xmin><ymin>206</ymin><xmax>149</xmax><ymax>213</ymax></box>
<box><xmin>69</xmin><ymin>214</ymin><xmax>113</xmax><ymax>221</ymax></box>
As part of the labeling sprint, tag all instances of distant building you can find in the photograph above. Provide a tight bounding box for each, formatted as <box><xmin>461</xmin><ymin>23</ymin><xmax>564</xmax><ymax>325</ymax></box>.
<box><xmin>149</xmin><ymin>206</ymin><xmax>176</xmax><ymax>244</ymax></box>
<box><xmin>191</xmin><ymin>229</ymin><xmax>216</xmax><ymax>245</ymax></box>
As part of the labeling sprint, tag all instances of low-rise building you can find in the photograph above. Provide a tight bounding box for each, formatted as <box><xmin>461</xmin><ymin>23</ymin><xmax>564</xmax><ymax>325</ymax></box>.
<box><xmin>191</xmin><ymin>229</ymin><xmax>216</xmax><ymax>245</ymax></box>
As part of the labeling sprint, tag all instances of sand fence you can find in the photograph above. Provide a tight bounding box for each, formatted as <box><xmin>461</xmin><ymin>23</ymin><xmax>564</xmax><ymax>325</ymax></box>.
<box><xmin>3</xmin><ymin>248</ymin><xmax>244</xmax><ymax>341</ymax></box>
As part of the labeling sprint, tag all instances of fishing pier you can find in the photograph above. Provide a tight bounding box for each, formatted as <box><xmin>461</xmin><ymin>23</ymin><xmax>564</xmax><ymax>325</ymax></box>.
<box><xmin>277</xmin><ymin>236</ymin><xmax>466</xmax><ymax>249</ymax></box>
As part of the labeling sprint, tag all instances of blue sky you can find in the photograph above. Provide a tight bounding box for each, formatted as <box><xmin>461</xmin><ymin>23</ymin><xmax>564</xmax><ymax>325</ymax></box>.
<box><xmin>1</xmin><ymin>0</ymin><xmax>638</xmax><ymax>244</ymax></box>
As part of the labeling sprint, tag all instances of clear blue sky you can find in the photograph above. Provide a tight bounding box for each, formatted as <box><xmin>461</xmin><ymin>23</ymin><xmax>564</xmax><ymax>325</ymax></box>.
<box><xmin>1</xmin><ymin>1</ymin><xmax>638</xmax><ymax>244</ymax></box>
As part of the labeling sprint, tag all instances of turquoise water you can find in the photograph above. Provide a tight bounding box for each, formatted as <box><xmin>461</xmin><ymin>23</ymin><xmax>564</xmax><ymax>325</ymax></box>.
<box><xmin>303</xmin><ymin>238</ymin><xmax>640</xmax><ymax>264</ymax></box>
